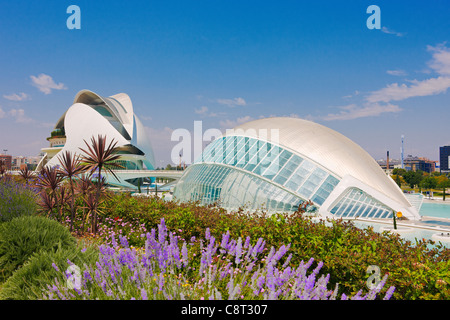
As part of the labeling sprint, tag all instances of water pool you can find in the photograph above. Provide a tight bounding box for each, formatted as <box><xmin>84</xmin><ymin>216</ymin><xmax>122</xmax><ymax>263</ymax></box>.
<box><xmin>420</xmin><ymin>202</ymin><xmax>450</xmax><ymax>219</ymax></box>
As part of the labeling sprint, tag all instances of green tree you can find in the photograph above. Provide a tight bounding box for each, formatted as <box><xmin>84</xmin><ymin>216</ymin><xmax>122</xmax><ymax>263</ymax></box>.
<box><xmin>420</xmin><ymin>176</ymin><xmax>437</xmax><ymax>197</ymax></box>
<box><xmin>394</xmin><ymin>174</ymin><xmax>402</xmax><ymax>187</ymax></box>
<box><xmin>420</xmin><ymin>176</ymin><xmax>437</xmax><ymax>190</ymax></box>
<box><xmin>436</xmin><ymin>176</ymin><xmax>450</xmax><ymax>201</ymax></box>
<box><xmin>403</xmin><ymin>170</ymin><xmax>423</xmax><ymax>189</ymax></box>
<box><xmin>392</xmin><ymin>168</ymin><xmax>407</xmax><ymax>176</ymax></box>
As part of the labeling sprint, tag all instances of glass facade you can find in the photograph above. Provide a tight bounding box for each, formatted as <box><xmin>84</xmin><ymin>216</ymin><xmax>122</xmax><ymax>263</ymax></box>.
<box><xmin>174</xmin><ymin>163</ymin><xmax>308</xmax><ymax>212</ymax></box>
<box><xmin>329</xmin><ymin>188</ymin><xmax>393</xmax><ymax>219</ymax></box>
<box><xmin>175</xmin><ymin>135</ymin><xmax>340</xmax><ymax>213</ymax></box>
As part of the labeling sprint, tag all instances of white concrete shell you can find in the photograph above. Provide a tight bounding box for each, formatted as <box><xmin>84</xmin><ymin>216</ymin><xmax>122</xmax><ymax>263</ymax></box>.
<box><xmin>174</xmin><ymin>116</ymin><xmax>421</xmax><ymax>220</ymax></box>
<box><xmin>229</xmin><ymin>117</ymin><xmax>420</xmax><ymax>219</ymax></box>
<box><xmin>231</xmin><ymin>117</ymin><xmax>420</xmax><ymax>219</ymax></box>
<box><xmin>38</xmin><ymin>90</ymin><xmax>156</xmax><ymax>189</ymax></box>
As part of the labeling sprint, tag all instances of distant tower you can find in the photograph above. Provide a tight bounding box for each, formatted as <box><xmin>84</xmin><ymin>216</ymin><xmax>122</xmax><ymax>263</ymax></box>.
<box><xmin>401</xmin><ymin>135</ymin><xmax>404</xmax><ymax>169</ymax></box>
<box><xmin>387</xmin><ymin>150</ymin><xmax>390</xmax><ymax>171</ymax></box>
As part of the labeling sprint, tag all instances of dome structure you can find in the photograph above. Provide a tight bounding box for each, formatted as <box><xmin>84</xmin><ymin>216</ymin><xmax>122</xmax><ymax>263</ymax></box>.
<box><xmin>173</xmin><ymin>117</ymin><xmax>421</xmax><ymax>220</ymax></box>
<box><xmin>37</xmin><ymin>90</ymin><xmax>156</xmax><ymax>189</ymax></box>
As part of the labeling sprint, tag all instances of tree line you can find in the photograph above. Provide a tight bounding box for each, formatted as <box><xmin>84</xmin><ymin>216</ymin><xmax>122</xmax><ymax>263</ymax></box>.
<box><xmin>392</xmin><ymin>168</ymin><xmax>450</xmax><ymax>200</ymax></box>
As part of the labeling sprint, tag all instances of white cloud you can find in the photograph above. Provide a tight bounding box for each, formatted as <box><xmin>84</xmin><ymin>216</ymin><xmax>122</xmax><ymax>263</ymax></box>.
<box><xmin>0</xmin><ymin>106</ymin><xmax>54</xmax><ymax>127</ymax></box>
<box><xmin>195</xmin><ymin>106</ymin><xmax>209</xmax><ymax>115</ymax></box>
<box><xmin>217</xmin><ymin>97</ymin><xmax>247</xmax><ymax>107</ymax></box>
<box><xmin>381</xmin><ymin>27</ymin><xmax>405</xmax><ymax>37</ymax></box>
<box><xmin>219</xmin><ymin>115</ymin><xmax>253</xmax><ymax>129</ymax></box>
<box><xmin>3</xmin><ymin>92</ymin><xmax>30</xmax><ymax>101</ymax></box>
<box><xmin>321</xmin><ymin>103</ymin><xmax>402</xmax><ymax>121</ymax></box>
<box><xmin>342</xmin><ymin>90</ymin><xmax>360</xmax><ymax>99</ymax></box>
<box><xmin>30</xmin><ymin>73</ymin><xmax>67</xmax><ymax>94</ymax></box>
<box><xmin>427</xmin><ymin>44</ymin><xmax>450</xmax><ymax>75</ymax></box>
<box><xmin>367</xmin><ymin>44</ymin><xmax>450</xmax><ymax>104</ymax></box>
<box><xmin>139</xmin><ymin>115</ymin><xmax>153</xmax><ymax>121</ymax></box>
<box><xmin>8</xmin><ymin>108</ymin><xmax>33</xmax><ymax>123</ymax></box>
<box><xmin>386</xmin><ymin>70</ymin><xmax>407</xmax><ymax>76</ymax></box>
<box><xmin>322</xmin><ymin>44</ymin><xmax>450</xmax><ymax>121</ymax></box>
<box><xmin>366</xmin><ymin>76</ymin><xmax>450</xmax><ymax>103</ymax></box>
<box><xmin>194</xmin><ymin>106</ymin><xmax>224</xmax><ymax>117</ymax></box>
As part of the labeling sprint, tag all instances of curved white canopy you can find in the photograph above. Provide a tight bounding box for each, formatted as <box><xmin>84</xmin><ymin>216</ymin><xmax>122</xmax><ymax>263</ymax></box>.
<box><xmin>230</xmin><ymin>117</ymin><xmax>412</xmax><ymax>209</ymax></box>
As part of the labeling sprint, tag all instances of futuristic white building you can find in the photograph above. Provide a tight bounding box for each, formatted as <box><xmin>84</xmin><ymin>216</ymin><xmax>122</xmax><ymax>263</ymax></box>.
<box><xmin>173</xmin><ymin>117</ymin><xmax>422</xmax><ymax>220</ymax></box>
<box><xmin>37</xmin><ymin>90</ymin><xmax>157</xmax><ymax>189</ymax></box>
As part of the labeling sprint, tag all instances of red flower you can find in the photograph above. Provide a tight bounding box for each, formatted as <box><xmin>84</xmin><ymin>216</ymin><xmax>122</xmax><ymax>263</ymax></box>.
<box><xmin>114</xmin><ymin>217</ymin><xmax>120</xmax><ymax>221</ymax></box>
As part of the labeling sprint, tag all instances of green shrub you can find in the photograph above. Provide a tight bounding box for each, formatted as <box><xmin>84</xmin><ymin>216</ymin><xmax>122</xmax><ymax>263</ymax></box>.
<box><xmin>0</xmin><ymin>215</ymin><xmax>76</xmax><ymax>282</ymax></box>
<box><xmin>0</xmin><ymin>242</ymin><xmax>98</xmax><ymax>300</ymax></box>
<box><xmin>0</xmin><ymin>178</ymin><xmax>37</xmax><ymax>223</ymax></box>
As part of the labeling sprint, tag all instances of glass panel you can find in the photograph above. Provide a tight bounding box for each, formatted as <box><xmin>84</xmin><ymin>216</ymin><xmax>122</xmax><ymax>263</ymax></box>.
<box><xmin>210</xmin><ymin>138</ymin><xmax>225</xmax><ymax>163</ymax></box>
<box><xmin>261</xmin><ymin>149</ymin><xmax>291</xmax><ymax>180</ymax></box>
<box><xmin>341</xmin><ymin>200</ymin><xmax>356</xmax><ymax>217</ymax></box>
<box><xmin>172</xmin><ymin>162</ymin><xmax>315</xmax><ymax>214</ymax></box>
<box><xmin>243</xmin><ymin>140</ymin><xmax>261</xmax><ymax>172</ymax></box>
<box><xmin>252</xmin><ymin>143</ymin><xmax>274</xmax><ymax>175</ymax></box>
<box><xmin>224</xmin><ymin>136</ymin><xmax>237</xmax><ymax>165</ymax></box>
<box><xmin>297</xmin><ymin>180</ymin><xmax>316</xmax><ymax>199</ymax></box>
<box><xmin>311</xmin><ymin>193</ymin><xmax>326</xmax><ymax>206</ymax></box>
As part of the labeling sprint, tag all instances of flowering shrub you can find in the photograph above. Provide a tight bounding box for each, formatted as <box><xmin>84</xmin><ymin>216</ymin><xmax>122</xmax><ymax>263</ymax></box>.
<box><xmin>100</xmin><ymin>194</ymin><xmax>450</xmax><ymax>300</ymax></box>
<box><xmin>0</xmin><ymin>178</ymin><xmax>37</xmax><ymax>223</ymax></box>
<box><xmin>43</xmin><ymin>219</ymin><xmax>395</xmax><ymax>300</ymax></box>
<box><xmin>97</xmin><ymin>216</ymin><xmax>148</xmax><ymax>247</ymax></box>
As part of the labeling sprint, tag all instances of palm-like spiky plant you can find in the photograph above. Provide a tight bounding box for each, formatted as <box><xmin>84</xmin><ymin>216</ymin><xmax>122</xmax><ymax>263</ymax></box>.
<box><xmin>57</xmin><ymin>150</ymin><xmax>85</xmax><ymax>231</ymax></box>
<box><xmin>0</xmin><ymin>160</ymin><xmax>7</xmax><ymax>179</ymax></box>
<box><xmin>36</xmin><ymin>166</ymin><xmax>64</xmax><ymax>221</ymax></box>
<box><xmin>79</xmin><ymin>135</ymin><xmax>123</xmax><ymax>234</ymax></box>
<box><xmin>19</xmin><ymin>166</ymin><xmax>35</xmax><ymax>186</ymax></box>
<box><xmin>37</xmin><ymin>190</ymin><xmax>56</xmax><ymax>218</ymax></box>
<box><xmin>74</xmin><ymin>173</ymin><xmax>94</xmax><ymax>233</ymax></box>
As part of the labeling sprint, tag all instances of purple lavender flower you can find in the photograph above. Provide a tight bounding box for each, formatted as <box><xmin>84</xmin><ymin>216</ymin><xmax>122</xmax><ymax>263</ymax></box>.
<box><xmin>181</xmin><ymin>242</ymin><xmax>188</xmax><ymax>267</ymax></box>
<box><xmin>244</xmin><ymin>236</ymin><xmax>251</xmax><ymax>249</ymax></box>
<box><xmin>158</xmin><ymin>218</ymin><xmax>167</xmax><ymax>245</ymax></box>
<box><xmin>383</xmin><ymin>286</ymin><xmax>396</xmax><ymax>300</ymax></box>
<box><xmin>220</xmin><ymin>230</ymin><xmax>230</xmax><ymax>254</ymax></box>
<box><xmin>235</xmin><ymin>237</ymin><xmax>242</xmax><ymax>265</ymax></box>
<box><xmin>141</xmin><ymin>288</ymin><xmax>148</xmax><ymax>300</ymax></box>
<box><xmin>41</xmin><ymin>219</ymin><xmax>394</xmax><ymax>301</ymax></box>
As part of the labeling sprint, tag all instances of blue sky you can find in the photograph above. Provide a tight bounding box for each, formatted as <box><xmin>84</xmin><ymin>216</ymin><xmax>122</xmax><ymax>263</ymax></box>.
<box><xmin>1</xmin><ymin>0</ymin><xmax>449</xmax><ymax>165</ymax></box>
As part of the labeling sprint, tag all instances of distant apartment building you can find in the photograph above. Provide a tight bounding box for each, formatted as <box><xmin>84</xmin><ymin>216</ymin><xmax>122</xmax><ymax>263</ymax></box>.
<box><xmin>376</xmin><ymin>158</ymin><xmax>401</xmax><ymax>175</ymax></box>
<box><xmin>12</xmin><ymin>156</ymin><xmax>42</xmax><ymax>171</ymax></box>
<box><xmin>0</xmin><ymin>154</ymin><xmax>12</xmax><ymax>170</ymax></box>
<box><xmin>404</xmin><ymin>155</ymin><xmax>436</xmax><ymax>173</ymax></box>
<box><xmin>440</xmin><ymin>146</ymin><xmax>450</xmax><ymax>173</ymax></box>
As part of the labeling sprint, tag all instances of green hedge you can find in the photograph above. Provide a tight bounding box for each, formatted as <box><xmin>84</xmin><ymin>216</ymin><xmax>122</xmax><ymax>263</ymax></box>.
<box><xmin>0</xmin><ymin>242</ymin><xmax>98</xmax><ymax>300</ymax></box>
<box><xmin>0</xmin><ymin>215</ymin><xmax>76</xmax><ymax>282</ymax></box>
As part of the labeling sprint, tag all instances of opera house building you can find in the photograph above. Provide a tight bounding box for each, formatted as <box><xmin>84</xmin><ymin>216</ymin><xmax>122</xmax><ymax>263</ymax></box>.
<box><xmin>37</xmin><ymin>90</ymin><xmax>156</xmax><ymax>189</ymax></box>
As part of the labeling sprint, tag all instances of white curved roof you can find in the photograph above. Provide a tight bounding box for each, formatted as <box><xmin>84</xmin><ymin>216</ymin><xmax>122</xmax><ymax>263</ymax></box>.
<box><xmin>74</xmin><ymin>90</ymin><xmax>134</xmax><ymax>138</ymax></box>
<box><xmin>46</xmin><ymin>103</ymin><xmax>130</xmax><ymax>168</ymax></box>
<box><xmin>229</xmin><ymin>117</ymin><xmax>411</xmax><ymax>208</ymax></box>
